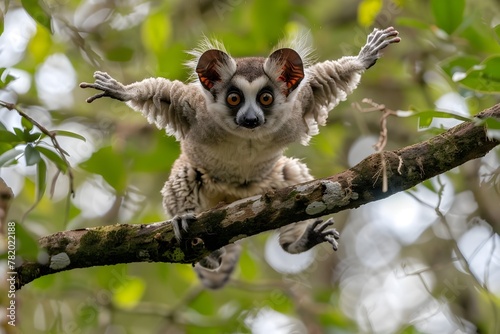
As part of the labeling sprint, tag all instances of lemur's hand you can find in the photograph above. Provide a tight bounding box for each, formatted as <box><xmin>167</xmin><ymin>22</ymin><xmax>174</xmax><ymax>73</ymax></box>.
<box><xmin>80</xmin><ymin>71</ymin><xmax>132</xmax><ymax>103</ymax></box>
<box><xmin>357</xmin><ymin>27</ymin><xmax>400</xmax><ymax>69</ymax></box>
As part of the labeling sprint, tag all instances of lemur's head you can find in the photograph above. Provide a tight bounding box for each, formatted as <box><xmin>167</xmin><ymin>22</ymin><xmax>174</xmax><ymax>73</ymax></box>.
<box><xmin>194</xmin><ymin>48</ymin><xmax>305</xmax><ymax>139</ymax></box>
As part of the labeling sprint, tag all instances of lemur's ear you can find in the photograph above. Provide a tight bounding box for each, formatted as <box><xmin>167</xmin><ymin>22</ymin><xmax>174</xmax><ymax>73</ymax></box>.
<box><xmin>196</xmin><ymin>50</ymin><xmax>232</xmax><ymax>91</ymax></box>
<box><xmin>265</xmin><ymin>48</ymin><xmax>304</xmax><ymax>95</ymax></box>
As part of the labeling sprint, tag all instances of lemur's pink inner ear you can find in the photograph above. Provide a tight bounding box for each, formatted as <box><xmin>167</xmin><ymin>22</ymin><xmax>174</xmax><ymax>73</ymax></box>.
<box><xmin>268</xmin><ymin>48</ymin><xmax>304</xmax><ymax>94</ymax></box>
<box><xmin>196</xmin><ymin>50</ymin><xmax>230</xmax><ymax>91</ymax></box>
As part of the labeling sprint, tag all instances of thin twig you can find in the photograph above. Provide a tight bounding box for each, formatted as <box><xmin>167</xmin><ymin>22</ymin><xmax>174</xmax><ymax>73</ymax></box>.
<box><xmin>357</xmin><ymin>98</ymin><xmax>398</xmax><ymax>152</ymax></box>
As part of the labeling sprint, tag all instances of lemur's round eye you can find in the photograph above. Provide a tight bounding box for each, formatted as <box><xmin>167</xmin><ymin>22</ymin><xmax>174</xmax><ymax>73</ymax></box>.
<box><xmin>226</xmin><ymin>93</ymin><xmax>241</xmax><ymax>106</ymax></box>
<box><xmin>259</xmin><ymin>92</ymin><xmax>273</xmax><ymax>106</ymax></box>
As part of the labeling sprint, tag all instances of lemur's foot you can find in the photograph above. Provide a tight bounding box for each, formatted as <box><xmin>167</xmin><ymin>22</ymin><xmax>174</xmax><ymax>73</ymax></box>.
<box><xmin>303</xmin><ymin>218</ymin><xmax>340</xmax><ymax>251</ymax></box>
<box><xmin>280</xmin><ymin>218</ymin><xmax>340</xmax><ymax>253</ymax></box>
<box><xmin>80</xmin><ymin>71</ymin><xmax>132</xmax><ymax>103</ymax></box>
<box><xmin>171</xmin><ymin>212</ymin><xmax>197</xmax><ymax>241</ymax></box>
<box><xmin>195</xmin><ymin>243</ymin><xmax>242</xmax><ymax>289</ymax></box>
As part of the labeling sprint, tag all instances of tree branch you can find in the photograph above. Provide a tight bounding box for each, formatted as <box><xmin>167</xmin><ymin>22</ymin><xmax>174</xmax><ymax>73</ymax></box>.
<box><xmin>15</xmin><ymin>104</ymin><xmax>500</xmax><ymax>290</ymax></box>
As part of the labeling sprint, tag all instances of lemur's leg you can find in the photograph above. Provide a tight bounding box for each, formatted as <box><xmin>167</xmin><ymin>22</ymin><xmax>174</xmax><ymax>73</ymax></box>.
<box><xmin>268</xmin><ymin>157</ymin><xmax>341</xmax><ymax>253</ymax></box>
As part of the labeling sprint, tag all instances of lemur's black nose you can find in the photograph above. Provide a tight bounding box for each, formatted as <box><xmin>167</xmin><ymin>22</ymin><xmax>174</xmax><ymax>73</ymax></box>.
<box><xmin>240</xmin><ymin>114</ymin><xmax>261</xmax><ymax>128</ymax></box>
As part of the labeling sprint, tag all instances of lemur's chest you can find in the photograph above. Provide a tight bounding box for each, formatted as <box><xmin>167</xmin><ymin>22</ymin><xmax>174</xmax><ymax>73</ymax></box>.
<box><xmin>183</xmin><ymin>137</ymin><xmax>283</xmax><ymax>184</ymax></box>
<box><xmin>197</xmin><ymin>180</ymin><xmax>266</xmax><ymax>210</ymax></box>
<box><xmin>191</xmin><ymin>154</ymin><xmax>313</xmax><ymax>212</ymax></box>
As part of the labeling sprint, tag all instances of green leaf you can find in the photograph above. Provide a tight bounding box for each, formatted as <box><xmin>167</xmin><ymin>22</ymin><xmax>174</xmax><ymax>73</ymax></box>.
<box><xmin>36</xmin><ymin>158</ymin><xmax>47</xmax><ymax>203</ymax></box>
<box><xmin>420</xmin><ymin>110</ymin><xmax>471</xmax><ymax>129</ymax></box>
<box><xmin>357</xmin><ymin>0</ymin><xmax>383</xmax><ymax>27</ymax></box>
<box><xmin>21</xmin><ymin>0</ymin><xmax>51</xmax><ymax>31</ymax></box>
<box><xmin>13</xmin><ymin>127</ymin><xmax>24</xmax><ymax>139</ymax></box>
<box><xmin>21</xmin><ymin>115</ymin><xmax>34</xmax><ymax>131</ymax></box>
<box><xmin>112</xmin><ymin>277</ymin><xmax>145</xmax><ymax>309</ymax></box>
<box><xmin>53</xmin><ymin>130</ymin><xmax>86</xmax><ymax>142</ymax></box>
<box><xmin>481</xmin><ymin>117</ymin><xmax>500</xmax><ymax>130</ymax></box>
<box><xmin>0</xmin><ymin>149</ymin><xmax>22</xmax><ymax>167</ymax></box>
<box><xmin>25</xmin><ymin>131</ymin><xmax>42</xmax><ymax>143</ymax></box>
<box><xmin>141</xmin><ymin>11</ymin><xmax>171</xmax><ymax>56</ymax></box>
<box><xmin>403</xmin><ymin>109</ymin><xmax>472</xmax><ymax>130</ymax></box>
<box><xmin>25</xmin><ymin>144</ymin><xmax>41</xmax><ymax>166</ymax></box>
<box><xmin>431</xmin><ymin>0</ymin><xmax>465</xmax><ymax>35</ymax></box>
<box><xmin>0</xmin><ymin>143</ymin><xmax>13</xmax><ymax>155</ymax></box>
<box><xmin>13</xmin><ymin>126</ymin><xmax>39</xmax><ymax>143</ymax></box>
<box><xmin>80</xmin><ymin>146</ymin><xmax>127</xmax><ymax>192</ymax></box>
<box><xmin>35</xmin><ymin>146</ymin><xmax>68</xmax><ymax>173</ymax></box>
<box><xmin>458</xmin><ymin>56</ymin><xmax>500</xmax><ymax>93</ymax></box>
<box><xmin>440</xmin><ymin>55</ymin><xmax>480</xmax><ymax>81</ymax></box>
<box><xmin>0</xmin><ymin>130</ymin><xmax>22</xmax><ymax>144</ymax></box>
<box><xmin>460</xmin><ymin>24</ymin><xmax>500</xmax><ymax>54</ymax></box>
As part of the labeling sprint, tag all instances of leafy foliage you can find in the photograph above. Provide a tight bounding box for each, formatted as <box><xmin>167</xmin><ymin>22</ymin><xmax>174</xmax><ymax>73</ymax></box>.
<box><xmin>431</xmin><ymin>0</ymin><xmax>465</xmax><ymax>34</ymax></box>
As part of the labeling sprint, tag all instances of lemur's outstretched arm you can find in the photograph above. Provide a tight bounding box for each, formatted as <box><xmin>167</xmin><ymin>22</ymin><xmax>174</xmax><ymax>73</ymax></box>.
<box><xmin>303</xmin><ymin>27</ymin><xmax>400</xmax><ymax>132</ymax></box>
<box><xmin>80</xmin><ymin>72</ymin><xmax>199</xmax><ymax>138</ymax></box>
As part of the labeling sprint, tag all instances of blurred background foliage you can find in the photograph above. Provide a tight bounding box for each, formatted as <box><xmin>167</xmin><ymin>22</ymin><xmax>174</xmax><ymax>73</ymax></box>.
<box><xmin>1</xmin><ymin>0</ymin><xmax>500</xmax><ymax>333</ymax></box>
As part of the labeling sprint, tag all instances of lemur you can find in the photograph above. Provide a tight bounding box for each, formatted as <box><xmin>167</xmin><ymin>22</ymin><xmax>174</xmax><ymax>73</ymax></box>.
<box><xmin>81</xmin><ymin>27</ymin><xmax>400</xmax><ymax>289</ymax></box>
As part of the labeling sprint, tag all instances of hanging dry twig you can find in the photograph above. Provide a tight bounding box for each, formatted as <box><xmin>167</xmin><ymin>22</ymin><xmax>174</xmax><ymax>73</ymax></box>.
<box><xmin>353</xmin><ymin>98</ymin><xmax>399</xmax><ymax>192</ymax></box>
